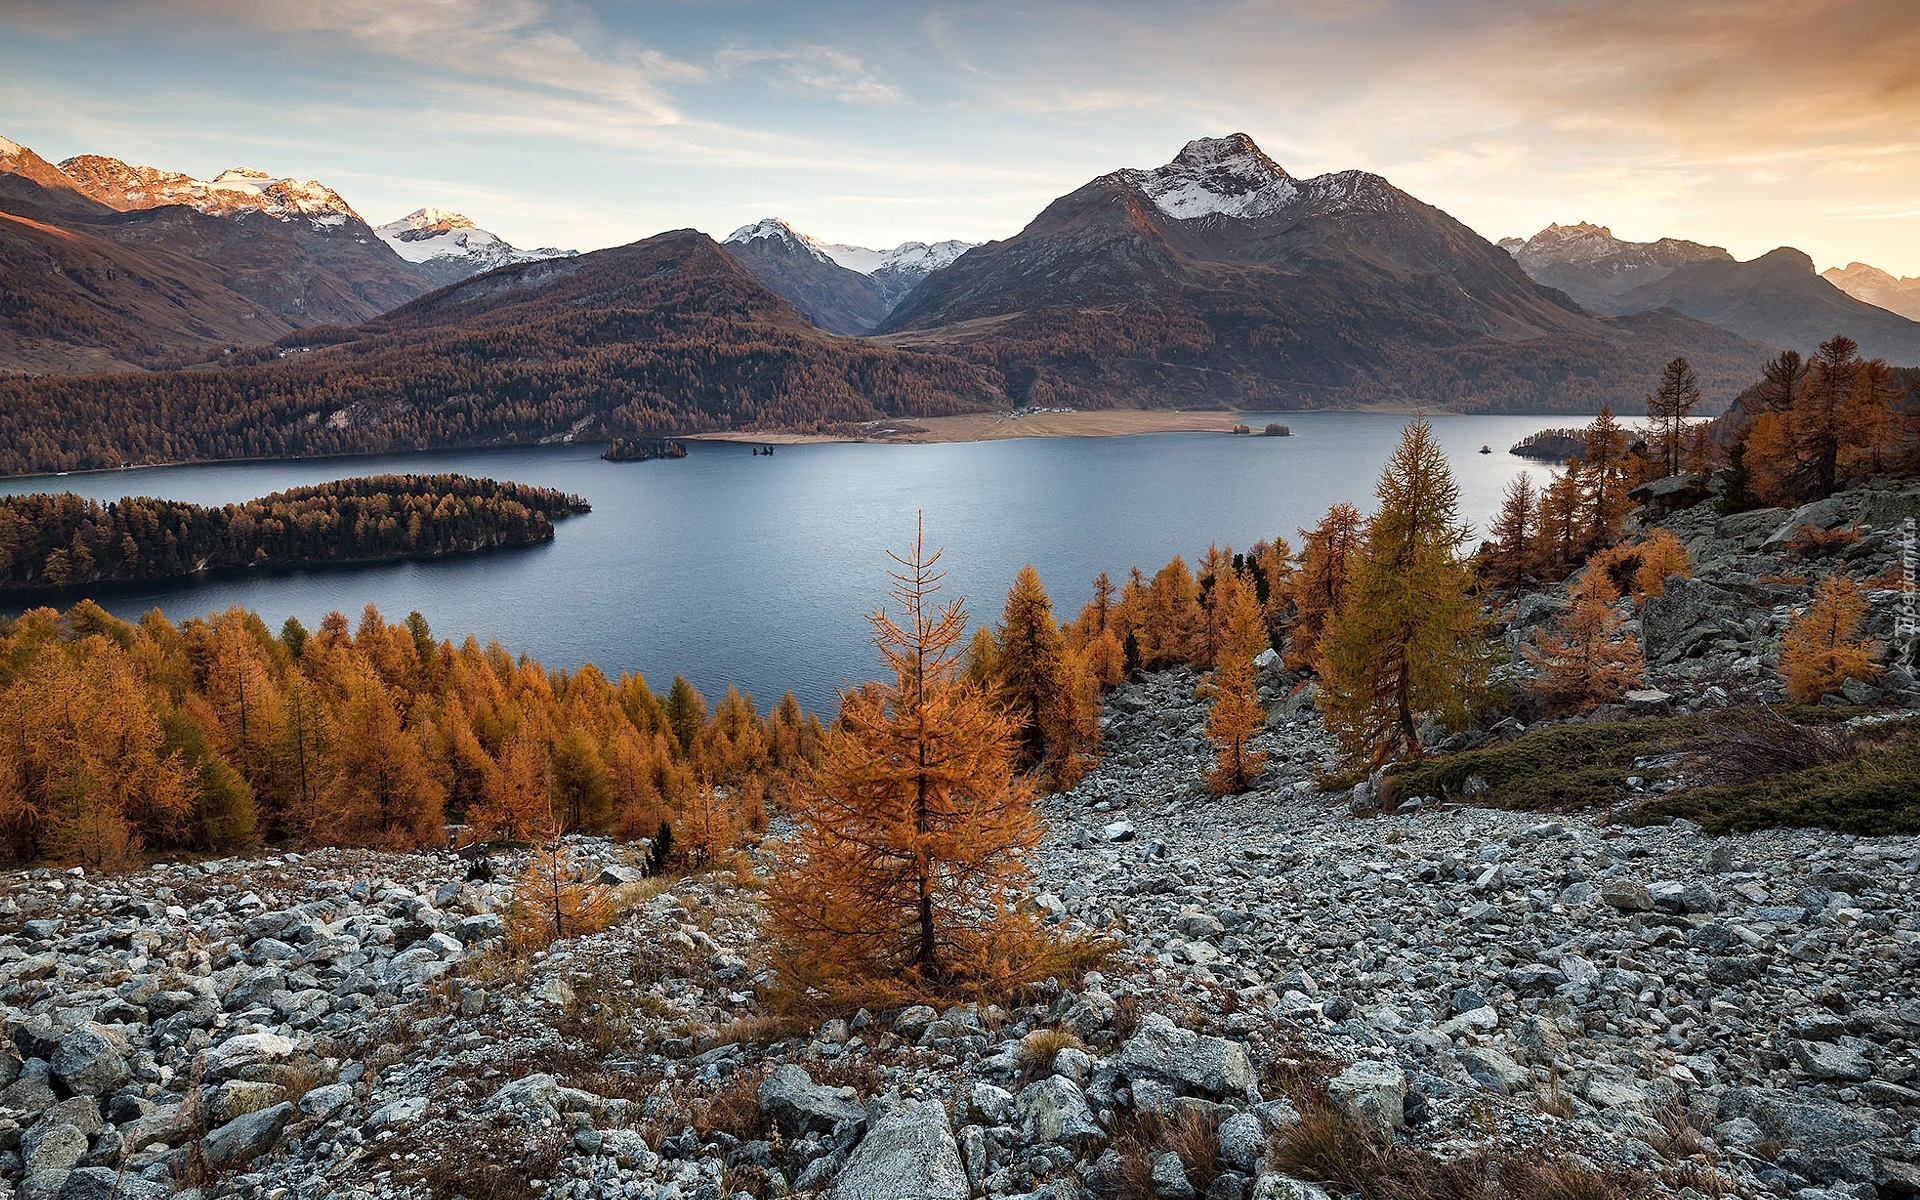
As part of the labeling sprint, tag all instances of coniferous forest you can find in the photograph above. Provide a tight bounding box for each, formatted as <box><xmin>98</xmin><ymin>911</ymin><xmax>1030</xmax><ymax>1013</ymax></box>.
<box><xmin>0</xmin><ymin>474</ymin><xmax>588</xmax><ymax>591</ymax></box>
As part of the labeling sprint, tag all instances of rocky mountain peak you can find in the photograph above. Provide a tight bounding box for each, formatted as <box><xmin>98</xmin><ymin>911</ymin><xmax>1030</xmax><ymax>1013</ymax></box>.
<box><xmin>1123</xmin><ymin>132</ymin><xmax>1299</xmax><ymax>221</ymax></box>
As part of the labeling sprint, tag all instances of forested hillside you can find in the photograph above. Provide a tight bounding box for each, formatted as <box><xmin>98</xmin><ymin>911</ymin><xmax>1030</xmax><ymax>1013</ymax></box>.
<box><xmin>0</xmin><ymin>474</ymin><xmax>587</xmax><ymax>590</ymax></box>
<box><xmin>0</xmin><ymin>231</ymin><xmax>1000</xmax><ymax>477</ymax></box>
<box><xmin>0</xmin><ymin>601</ymin><xmax>822</xmax><ymax>866</ymax></box>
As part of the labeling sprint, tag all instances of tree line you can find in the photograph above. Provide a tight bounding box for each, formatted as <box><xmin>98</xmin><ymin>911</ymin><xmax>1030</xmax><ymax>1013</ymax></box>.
<box><xmin>0</xmin><ymin>602</ymin><xmax>823</xmax><ymax>870</ymax></box>
<box><xmin>0</xmin><ymin>475</ymin><xmax>589</xmax><ymax>591</ymax></box>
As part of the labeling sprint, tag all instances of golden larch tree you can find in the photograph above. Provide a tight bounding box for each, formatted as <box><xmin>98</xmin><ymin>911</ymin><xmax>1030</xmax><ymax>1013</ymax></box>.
<box><xmin>1524</xmin><ymin>577</ymin><xmax>1645</xmax><ymax>713</ymax></box>
<box><xmin>1203</xmin><ymin>580</ymin><xmax>1270</xmax><ymax>795</ymax></box>
<box><xmin>1780</xmin><ymin>576</ymin><xmax>1880</xmax><ymax>704</ymax></box>
<box><xmin>1286</xmin><ymin>503</ymin><xmax>1364</xmax><ymax>672</ymax></box>
<box><xmin>1318</xmin><ymin>419</ymin><xmax>1488</xmax><ymax>771</ymax></box>
<box><xmin>766</xmin><ymin>519</ymin><xmax>1044</xmax><ymax>999</ymax></box>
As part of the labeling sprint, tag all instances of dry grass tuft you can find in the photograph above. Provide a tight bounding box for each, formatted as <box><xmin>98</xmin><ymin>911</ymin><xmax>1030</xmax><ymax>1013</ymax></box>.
<box><xmin>1016</xmin><ymin>1027</ymin><xmax>1086</xmax><ymax>1082</ymax></box>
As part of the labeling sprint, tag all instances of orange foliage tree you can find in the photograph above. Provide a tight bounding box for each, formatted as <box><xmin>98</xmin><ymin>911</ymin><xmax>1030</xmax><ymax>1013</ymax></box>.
<box><xmin>1780</xmin><ymin>576</ymin><xmax>1880</xmax><ymax>704</ymax></box>
<box><xmin>766</xmin><ymin>521</ymin><xmax>1047</xmax><ymax>999</ymax></box>
<box><xmin>1203</xmin><ymin>580</ymin><xmax>1270</xmax><ymax>795</ymax></box>
<box><xmin>1524</xmin><ymin>577</ymin><xmax>1645</xmax><ymax>712</ymax></box>
<box><xmin>1286</xmin><ymin>503</ymin><xmax>1364</xmax><ymax>671</ymax></box>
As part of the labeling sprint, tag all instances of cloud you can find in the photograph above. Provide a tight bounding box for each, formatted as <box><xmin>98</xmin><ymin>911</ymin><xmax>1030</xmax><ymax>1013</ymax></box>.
<box><xmin>713</xmin><ymin>44</ymin><xmax>904</xmax><ymax>105</ymax></box>
<box><xmin>6</xmin><ymin>0</ymin><xmax>701</xmax><ymax>125</ymax></box>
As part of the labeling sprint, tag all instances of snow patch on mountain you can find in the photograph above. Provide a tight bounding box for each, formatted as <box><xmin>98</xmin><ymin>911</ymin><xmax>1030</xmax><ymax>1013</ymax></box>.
<box><xmin>1123</xmin><ymin>133</ymin><xmax>1301</xmax><ymax>221</ymax></box>
<box><xmin>0</xmin><ymin>135</ymin><xmax>22</xmax><ymax>158</ymax></box>
<box><xmin>375</xmin><ymin>208</ymin><xmax>574</xmax><ymax>272</ymax></box>
<box><xmin>726</xmin><ymin>218</ymin><xmax>975</xmax><ymax>280</ymax></box>
<box><xmin>725</xmin><ymin>218</ymin><xmax>837</xmax><ymax>264</ymax></box>
<box><xmin>57</xmin><ymin>155</ymin><xmax>362</xmax><ymax>224</ymax></box>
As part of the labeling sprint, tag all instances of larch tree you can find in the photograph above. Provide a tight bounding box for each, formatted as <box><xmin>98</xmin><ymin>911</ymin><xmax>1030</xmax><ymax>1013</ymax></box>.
<box><xmin>1524</xmin><ymin>576</ymin><xmax>1645</xmax><ymax>712</ymax></box>
<box><xmin>995</xmin><ymin>564</ymin><xmax>1069</xmax><ymax>772</ymax></box>
<box><xmin>1203</xmin><ymin>579</ymin><xmax>1270</xmax><ymax>795</ymax></box>
<box><xmin>1578</xmin><ymin>406</ymin><xmax>1634</xmax><ymax>555</ymax></box>
<box><xmin>1780</xmin><ymin>576</ymin><xmax>1880</xmax><ymax>704</ymax></box>
<box><xmin>765</xmin><ymin>519</ymin><xmax>1044</xmax><ymax>999</ymax></box>
<box><xmin>1318</xmin><ymin>419</ymin><xmax>1488</xmax><ymax>771</ymax></box>
<box><xmin>1486</xmin><ymin>473</ymin><xmax>1539</xmax><ymax>593</ymax></box>
<box><xmin>1798</xmin><ymin>336</ymin><xmax>1863</xmax><ymax>499</ymax></box>
<box><xmin>1645</xmin><ymin>356</ymin><xmax>1701</xmax><ymax>478</ymax></box>
<box><xmin>1286</xmin><ymin>503</ymin><xmax>1364</xmax><ymax>672</ymax></box>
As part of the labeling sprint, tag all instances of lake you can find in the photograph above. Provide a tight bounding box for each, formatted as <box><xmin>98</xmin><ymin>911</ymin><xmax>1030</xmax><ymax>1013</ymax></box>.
<box><xmin>2</xmin><ymin>413</ymin><xmax>1567</xmax><ymax>715</ymax></box>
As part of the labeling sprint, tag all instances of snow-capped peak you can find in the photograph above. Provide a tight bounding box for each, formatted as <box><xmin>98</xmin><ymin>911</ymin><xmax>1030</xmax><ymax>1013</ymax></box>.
<box><xmin>55</xmin><ymin>154</ymin><xmax>361</xmax><ymax>223</ymax></box>
<box><xmin>0</xmin><ymin>135</ymin><xmax>23</xmax><ymax>157</ymax></box>
<box><xmin>389</xmin><ymin>207</ymin><xmax>478</xmax><ymax>233</ymax></box>
<box><xmin>374</xmin><ymin>208</ymin><xmax>576</xmax><ymax>276</ymax></box>
<box><xmin>1124</xmin><ymin>133</ymin><xmax>1300</xmax><ymax>221</ymax></box>
<box><xmin>725</xmin><ymin>218</ymin><xmax>835</xmax><ymax>263</ymax></box>
<box><xmin>726</xmin><ymin>217</ymin><xmax>975</xmax><ymax>278</ymax></box>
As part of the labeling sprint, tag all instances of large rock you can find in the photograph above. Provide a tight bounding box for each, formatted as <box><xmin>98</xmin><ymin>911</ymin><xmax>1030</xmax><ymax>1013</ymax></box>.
<box><xmin>1115</xmin><ymin>1013</ymin><xmax>1255</xmax><ymax>1098</ymax></box>
<box><xmin>1014</xmin><ymin>1075</ymin><xmax>1104</xmax><ymax>1144</ymax></box>
<box><xmin>202</xmin><ymin>1033</ymin><xmax>297</xmax><ymax>1082</ymax></box>
<box><xmin>1641</xmin><ymin>576</ymin><xmax>1742</xmax><ymax>661</ymax></box>
<box><xmin>1328</xmin><ymin>1061</ymin><xmax>1407</xmax><ymax>1142</ymax></box>
<box><xmin>1253</xmin><ymin>1177</ymin><xmax>1334</xmax><ymax>1200</ymax></box>
<box><xmin>57</xmin><ymin>1167</ymin><xmax>172</xmax><ymax>1200</ymax></box>
<box><xmin>200</xmin><ymin>1101</ymin><xmax>292</xmax><ymax>1168</ymax></box>
<box><xmin>1789</xmin><ymin>1040</ymin><xmax>1873</xmax><ymax>1083</ymax></box>
<box><xmin>22</xmin><ymin>1121</ymin><xmax>88</xmax><ymax>1176</ymax></box>
<box><xmin>49</xmin><ymin>1027</ymin><xmax>127</xmax><ymax>1098</ymax></box>
<box><xmin>759</xmin><ymin>1064</ymin><xmax>866</xmax><ymax>1137</ymax></box>
<box><xmin>829</xmin><ymin>1099</ymin><xmax>969</xmax><ymax>1200</ymax></box>
<box><xmin>1719</xmin><ymin>1086</ymin><xmax>1893</xmax><ymax>1150</ymax></box>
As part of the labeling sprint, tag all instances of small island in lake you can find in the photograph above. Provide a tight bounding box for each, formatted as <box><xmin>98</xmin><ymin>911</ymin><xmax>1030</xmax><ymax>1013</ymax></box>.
<box><xmin>0</xmin><ymin>474</ymin><xmax>590</xmax><ymax>592</ymax></box>
<box><xmin>1509</xmin><ymin>427</ymin><xmax>1589</xmax><ymax>463</ymax></box>
<box><xmin>602</xmin><ymin>437</ymin><xmax>688</xmax><ymax>462</ymax></box>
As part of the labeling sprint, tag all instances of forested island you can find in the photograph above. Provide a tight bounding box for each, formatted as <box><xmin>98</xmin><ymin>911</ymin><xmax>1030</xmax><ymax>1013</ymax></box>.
<box><xmin>0</xmin><ymin>474</ymin><xmax>588</xmax><ymax>591</ymax></box>
<box><xmin>602</xmin><ymin>437</ymin><xmax>688</xmax><ymax>462</ymax></box>
<box><xmin>1509</xmin><ymin>426</ymin><xmax>1589</xmax><ymax>461</ymax></box>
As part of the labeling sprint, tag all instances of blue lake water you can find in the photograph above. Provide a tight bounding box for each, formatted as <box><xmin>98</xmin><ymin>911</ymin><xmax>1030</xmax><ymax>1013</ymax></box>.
<box><xmin>2</xmin><ymin>413</ymin><xmax>1566</xmax><ymax>714</ymax></box>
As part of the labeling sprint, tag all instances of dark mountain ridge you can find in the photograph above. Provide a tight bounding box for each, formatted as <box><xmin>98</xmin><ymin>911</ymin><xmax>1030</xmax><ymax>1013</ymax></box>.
<box><xmin>0</xmin><ymin>229</ymin><xmax>999</xmax><ymax>476</ymax></box>
<box><xmin>877</xmin><ymin>135</ymin><xmax>1772</xmax><ymax>413</ymax></box>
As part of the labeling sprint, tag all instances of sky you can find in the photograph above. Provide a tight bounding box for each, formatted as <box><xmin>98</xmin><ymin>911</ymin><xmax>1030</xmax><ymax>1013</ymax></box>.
<box><xmin>2</xmin><ymin>0</ymin><xmax>1917</xmax><ymax>275</ymax></box>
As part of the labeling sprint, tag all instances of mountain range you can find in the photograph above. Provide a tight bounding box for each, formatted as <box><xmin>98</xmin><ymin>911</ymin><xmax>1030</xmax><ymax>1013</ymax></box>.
<box><xmin>719</xmin><ymin>219</ymin><xmax>972</xmax><ymax>335</ymax></box>
<box><xmin>1500</xmin><ymin>223</ymin><xmax>1920</xmax><ymax>363</ymax></box>
<box><xmin>4</xmin><ymin>129</ymin><xmax>1920</xmax><ymax>476</ymax></box>
<box><xmin>871</xmin><ymin>135</ymin><xmax>1768</xmax><ymax>412</ymax></box>
<box><xmin>1822</xmin><ymin>262</ymin><xmax>1920</xmax><ymax>322</ymax></box>
<box><xmin>0</xmin><ymin>136</ymin><xmax>572</xmax><ymax>374</ymax></box>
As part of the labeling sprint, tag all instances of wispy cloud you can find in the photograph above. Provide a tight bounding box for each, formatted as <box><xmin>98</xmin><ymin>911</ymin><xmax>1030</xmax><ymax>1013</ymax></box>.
<box><xmin>7</xmin><ymin>0</ymin><xmax>701</xmax><ymax>125</ymax></box>
<box><xmin>714</xmin><ymin>44</ymin><xmax>904</xmax><ymax>105</ymax></box>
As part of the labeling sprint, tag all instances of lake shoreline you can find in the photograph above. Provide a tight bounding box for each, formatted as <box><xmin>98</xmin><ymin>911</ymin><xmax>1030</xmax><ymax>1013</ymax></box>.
<box><xmin>686</xmin><ymin>405</ymin><xmax>1476</xmax><ymax>446</ymax></box>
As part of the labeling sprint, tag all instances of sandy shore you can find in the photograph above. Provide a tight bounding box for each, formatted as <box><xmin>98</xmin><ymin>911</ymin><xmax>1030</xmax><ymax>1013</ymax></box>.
<box><xmin>685</xmin><ymin>409</ymin><xmax>1272</xmax><ymax>446</ymax></box>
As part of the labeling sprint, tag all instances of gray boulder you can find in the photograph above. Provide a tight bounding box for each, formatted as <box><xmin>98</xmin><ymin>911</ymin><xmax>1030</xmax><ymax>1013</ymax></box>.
<box><xmin>830</xmin><ymin>1099</ymin><xmax>969</xmax><ymax>1200</ymax></box>
<box><xmin>200</xmin><ymin>1101</ymin><xmax>292</xmax><ymax>1168</ymax></box>
<box><xmin>50</xmin><ymin>1027</ymin><xmax>128</xmax><ymax>1098</ymax></box>
<box><xmin>1217</xmin><ymin>1111</ymin><xmax>1266</xmax><ymax>1173</ymax></box>
<box><xmin>202</xmin><ymin>1032</ymin><xmax>296</xmax><ymax>1082</ymax></box>
<box><xmin>1253</xmin><ymin>1176</ymin><xmax>1334</xmax><ymax>1200</ymax></box>
<box><xmin>58</xmin><ymin>1167</ymin><xmax>172</xmax><ymax>1200</ymax></box>
<box><xmin>1328</xmin><ymin>1061</ymin><xmax>1407</xmax><ymax>1142</ymax></box>
<box><xmin>759</xmin><ymin>1064</ymin><xmax>866</xmax><ymax>1137</ymax></box>
<box><xmin>1642</xmin><ymin>576</ymin><xmax>1742</xmax><ymax>661</ymax></box>
<box><xmin>1014</xmin><ymin>1075</ymin><xmax>1103</xmax><ymax>1144</ymax></box>
<box><xmin>1116</xmin><ymin>1013</ymin><xmax>1255</xmax><ymax>1098</ymax></box>
<box><xmin>1790</xmin><ymin>1040</ymin><xmax>1873</xmax><ymax>1083</ymax></box>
